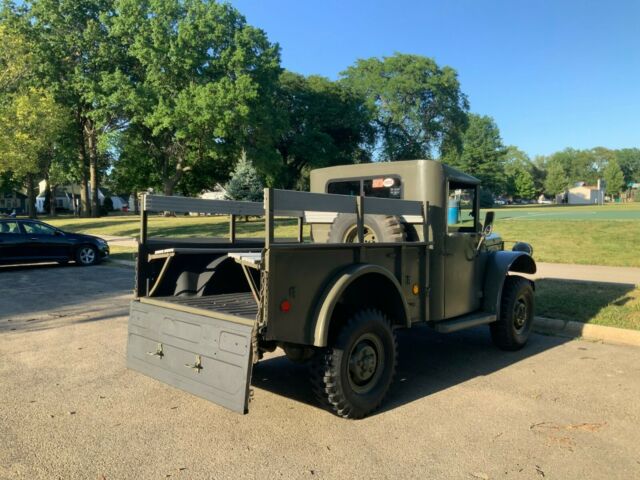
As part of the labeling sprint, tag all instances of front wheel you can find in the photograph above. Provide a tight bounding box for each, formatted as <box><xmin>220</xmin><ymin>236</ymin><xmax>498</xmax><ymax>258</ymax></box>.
<box><xmin>490</xmin><ymin>275</ymin><xmax>534</xmax><ymax>350</ymax></box>
<box><xmin>310</xmin><ymin>309</ymin><xmax>397</xmax><ymax>419</ymax></box>
<box><xmin>76</xmin><ymin>246</ymin><xmax>98</xmax><ymax>266</ymax></box>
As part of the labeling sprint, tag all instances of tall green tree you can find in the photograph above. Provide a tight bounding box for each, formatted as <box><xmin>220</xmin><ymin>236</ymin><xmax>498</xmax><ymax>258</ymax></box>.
<box><xmin>444</xmin><ymin>114</ymin><xmax>506</xmax><ymax>193</ymax></box>
<box><xmin>11</xmin><ymin>0</ymin><xmax>128</xmax><ymax>217</ymax></box>
<box><xmin>341</xmin><ymin>53</ymin><xmax>468</xmax><ymax>161</ymax></box>
<box><xmin>614</xmin><ymin>148</ymin><xmax>640</xmax><ymax>184</ymax></box>
<box><xmin>544</xmin><ymin>160</ymin><xmax>569</xmax><ymax>197</ymax></box>
<box><xmin>110</xmin><ymin>0</ymin><xmax>281</xmax><ymax>196</ymax></box>
<box><xmin>268</xmin><ymin>71</ymin><xmax>373</xmax><ymax>188</ymax></box>
<box><xmin>602</xmin><ymin>158</ymin><xmax>626</xmax><ymax>197</ymax></box>
<box><xmin>514</xmin><ymin>169</ymin><xmax>536</xmax><ymax>199</ymax></box>
<box><xmin>0</xmin><ymin>88</ymin><xmax>68</xmax><ymax>217</ymax></box>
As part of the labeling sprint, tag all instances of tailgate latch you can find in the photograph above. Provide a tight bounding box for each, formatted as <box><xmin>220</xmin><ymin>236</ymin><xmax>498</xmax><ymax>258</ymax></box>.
<box><xmin>146</xmin><ymin>343</ymin><xmax>164</xmax><ymax>359</ymax></box>
<box><xmin>185</xmin><ymin>355</ymin><xmax>203</xmax><ymax>373</ymax></box>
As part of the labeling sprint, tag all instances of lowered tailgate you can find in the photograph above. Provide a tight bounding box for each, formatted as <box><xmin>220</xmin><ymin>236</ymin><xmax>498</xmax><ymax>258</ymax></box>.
<box><xmin>127</xmin><ymin>298</ymin><xmax>254</xmax><ymax>414</ymax></box>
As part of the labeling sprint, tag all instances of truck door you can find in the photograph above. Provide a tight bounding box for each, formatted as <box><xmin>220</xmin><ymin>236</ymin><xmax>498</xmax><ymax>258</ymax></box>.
<box><xmin>443</xmin><ymin>183</ymin><xmax>482</xmax><ymax>318</ymax></box>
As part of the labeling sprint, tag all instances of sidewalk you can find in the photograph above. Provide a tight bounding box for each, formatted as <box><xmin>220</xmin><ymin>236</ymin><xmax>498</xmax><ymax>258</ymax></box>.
<box><xmin>532</xmin><ymin>262</ymin><xmax>640</xmax><ymax>285</ymax></box>
<box><xmin>102</xmin><ymin>234</ymin><xmax>138</xmax><ymax>248</ymax></box>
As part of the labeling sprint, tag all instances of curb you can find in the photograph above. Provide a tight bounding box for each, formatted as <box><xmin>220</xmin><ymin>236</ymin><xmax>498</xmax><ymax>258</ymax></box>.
<box><xmin>534</xmin><ymin>316</ymin><xmax>640</xmax><ymax>348</ymax></box>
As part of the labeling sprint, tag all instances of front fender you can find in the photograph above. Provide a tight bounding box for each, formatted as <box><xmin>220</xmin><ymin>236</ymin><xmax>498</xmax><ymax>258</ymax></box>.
<box><xmin>482</xmin><ymin>251</ymin><xmax>536</xmax><ymax>317</ymax></box>
<box><xmin>312</xmin><ymin>264</ymin><xmax>410</xmax><ymax>347</ymax></box>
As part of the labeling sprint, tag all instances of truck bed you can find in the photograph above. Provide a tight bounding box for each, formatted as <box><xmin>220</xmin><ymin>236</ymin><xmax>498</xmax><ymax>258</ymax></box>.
<box><xmin>140</xmin><ymin>292</ymin><xmax>258</xmax><ymax>321</ymax></box>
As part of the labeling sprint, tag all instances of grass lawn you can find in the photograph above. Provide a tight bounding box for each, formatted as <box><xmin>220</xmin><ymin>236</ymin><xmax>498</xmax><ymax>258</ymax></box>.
<box><xmin>44</xmin><ymin>214</ymin><xmax>306</xmax><ymax>240</ymax></box>
<box><xmin>487</xmin><ymin>203</ymin><xmax>640</xmax><ymax>267</ymax></box>
<box><xmin>536</xmin><ymin>279</ymin><xmax>640</xmax><ymax>331</ymax></box>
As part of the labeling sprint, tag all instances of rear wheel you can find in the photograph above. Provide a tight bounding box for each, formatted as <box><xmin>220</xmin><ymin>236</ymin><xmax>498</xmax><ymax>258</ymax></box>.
<box><xmin>490</xmin><ymin>275</ymin><xmax>534</xmax><ymax>350</ymax></box>
<box><xmin>310</xmin><ymin>309</ymin><xmax>397</xmax><ymax>419</ymax></box>
<box><xmin>76</xmin><ymin>245</ymin><xmax>97</xmax><ymax>266</ymax></box>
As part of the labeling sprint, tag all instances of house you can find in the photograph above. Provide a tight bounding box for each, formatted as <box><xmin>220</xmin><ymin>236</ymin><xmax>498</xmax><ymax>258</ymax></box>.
<box><xmin>35</xmin><ymin>180</ymin><xmax>129</xmax><ymax>213</ymax></box>
<box><xmin>199</xmin><ymin>183</ymin><xmax>228</xmax><ymax>201</ymax></box>
<box><xmin>558</xmin><ymin>180</ymin><xmax>605</xmax><ymax>205</ymax></box>
<box><xmin>0</xmin><ymin>190</ymin><xmax>28</xmax><ymax>214</ymax></box>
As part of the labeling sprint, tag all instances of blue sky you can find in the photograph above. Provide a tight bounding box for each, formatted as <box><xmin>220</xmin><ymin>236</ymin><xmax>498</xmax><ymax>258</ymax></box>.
<box><xmin>230</xmin><ymin>0</ymin><xmax>640</xmax><ymax>158</ymax></box>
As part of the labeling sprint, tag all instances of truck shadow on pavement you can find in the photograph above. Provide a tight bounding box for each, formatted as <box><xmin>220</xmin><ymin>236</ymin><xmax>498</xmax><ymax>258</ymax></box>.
<box><xmin>252</xmin><ymin>326</ymin><xmax>570</xmax><ymax>416</ymax></box>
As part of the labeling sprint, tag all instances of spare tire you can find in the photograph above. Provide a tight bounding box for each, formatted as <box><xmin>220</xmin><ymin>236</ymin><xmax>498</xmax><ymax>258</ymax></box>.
<box><xmin>327</xmin><ymin>214</ymin><xmax>406</xmax><ymax>243</ymax></box>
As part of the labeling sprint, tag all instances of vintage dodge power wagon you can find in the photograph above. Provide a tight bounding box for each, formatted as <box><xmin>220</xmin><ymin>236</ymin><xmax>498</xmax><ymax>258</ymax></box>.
<box><xmin>127</xmin><ymin>159</ymin><xmax>536</xmax><ymax>418</ymax></box>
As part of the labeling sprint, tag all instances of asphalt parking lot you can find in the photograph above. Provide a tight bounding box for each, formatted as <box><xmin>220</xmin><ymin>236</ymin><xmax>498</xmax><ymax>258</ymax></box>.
<box><xmin>1</xmin><ymin>263</ymin><xmax>640</xmax><ymax>479</ymax></box>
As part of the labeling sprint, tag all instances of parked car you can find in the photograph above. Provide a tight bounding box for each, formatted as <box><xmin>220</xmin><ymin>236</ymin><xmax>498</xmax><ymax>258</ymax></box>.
<box><xmin>0</xmin><ymin>219</ymin><xmax>109</xmax><ymax>266</ymax></box>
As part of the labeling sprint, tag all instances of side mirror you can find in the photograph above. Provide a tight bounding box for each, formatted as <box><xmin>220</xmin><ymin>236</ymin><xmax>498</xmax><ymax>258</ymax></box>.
<box><xmin>483</xmin><ymin>211</ymin><xmax>495</xmax><ymax>235</ymax></box>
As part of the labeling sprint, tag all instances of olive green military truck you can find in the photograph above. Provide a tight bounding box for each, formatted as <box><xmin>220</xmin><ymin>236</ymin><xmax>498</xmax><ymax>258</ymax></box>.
<box><xmin>127</xmin><ymin>159</ymin><xmax>536</xmax><ymax>419</ymax></box>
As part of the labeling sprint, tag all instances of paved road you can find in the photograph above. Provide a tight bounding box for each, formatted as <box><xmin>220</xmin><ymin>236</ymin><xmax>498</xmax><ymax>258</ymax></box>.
<box><xmin>1</xmin><ymin>265</ymin><xmax>639</xmax><ymax>479</ymax></box>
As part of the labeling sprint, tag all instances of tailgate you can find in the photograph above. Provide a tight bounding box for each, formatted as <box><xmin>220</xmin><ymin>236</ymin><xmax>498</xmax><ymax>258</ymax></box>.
<box><xmin>127</xmin><ymin>299</ymin><xmax>254</xmax><ymax>414</ymax></box>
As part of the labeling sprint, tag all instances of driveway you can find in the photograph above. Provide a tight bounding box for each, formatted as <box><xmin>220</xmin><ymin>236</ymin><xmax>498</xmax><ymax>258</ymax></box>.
<box><xmin>1</xmin><ymin>264</ymin><xmax>639</xmax><ymax>479</ymax></box>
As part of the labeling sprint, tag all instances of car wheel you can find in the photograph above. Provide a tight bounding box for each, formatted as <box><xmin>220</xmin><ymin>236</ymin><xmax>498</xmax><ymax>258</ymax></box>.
<box><xmin>76</xmin><ymin>245</ymin><xmax>98</xmax><ymax>266</ymax></box>
<box><xmin>490</xmin><ymin>275</ymin><xmax>534</xmax><ymax>350</ymax></box>
<box><xmin>310</xmin><ymin>309</ymin><xmax>397</xmax><ymax>419</ymax></box>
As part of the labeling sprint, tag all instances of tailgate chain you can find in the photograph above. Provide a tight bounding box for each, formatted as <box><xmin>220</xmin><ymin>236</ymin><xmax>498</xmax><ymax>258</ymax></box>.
<box><xmin>252</xmin><ymin>268</ymin><xmax>269</xmax><ymax>363</ymax></box>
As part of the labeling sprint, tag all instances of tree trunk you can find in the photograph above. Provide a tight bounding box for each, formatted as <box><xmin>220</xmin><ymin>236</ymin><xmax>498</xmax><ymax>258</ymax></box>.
<box><xmin>47</xmin><ymin>176</ymin><xmax>57</xmax><ymax>216</ymax></box>
<box><xmin>132</xmin><ymin>191</ymin><xmax>139</xmax><ymax>214</ymax></box>
<box><xmin>77</xmin><ymin>118</ymin><xmax>90</xmax><ymax>217</ymax></box>
<box><xmin>26</xmin><ymin>174</ymin><xmax>37</xmax><ymax>219</ymax></box>
<box><xmin>85</xmin><ymin>118</ymin><xmax>100</xmax><ymax>218</ymax></box>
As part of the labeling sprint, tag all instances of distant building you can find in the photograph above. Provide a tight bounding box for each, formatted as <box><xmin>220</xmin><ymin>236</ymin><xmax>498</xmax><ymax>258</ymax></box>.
<box><xmin>558</xmin><ymin>180</ymin><xmax>605</xmax><ymax>205</ymax></box>
<box><xmin>0</xmin><ymin>190</ymin><xmax>28</xmax><ymax>214</ymax></box>
<box><xmin>199</xmin><ymin>184</ymin><xmax>228</xmax><ymax>201</ymax></box>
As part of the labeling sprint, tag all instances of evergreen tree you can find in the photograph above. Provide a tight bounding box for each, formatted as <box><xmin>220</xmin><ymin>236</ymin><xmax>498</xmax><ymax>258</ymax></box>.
<box><xmin>225</xmin><ymin>152</ymin><xmax>264</xmax><ymax>202</ymax></box>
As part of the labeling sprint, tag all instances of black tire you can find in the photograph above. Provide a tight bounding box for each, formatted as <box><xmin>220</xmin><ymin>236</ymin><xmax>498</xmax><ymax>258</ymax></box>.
<box><xmin>75</xmin><ymin>245</ymin><xmax>98</xmax><ymax>266</ymax></box>
<box><xmin>310</xmin><ymin>309</ymin><xmax>397</xmax><ymax>419</ymax></box>
<box><xmin>327</xmin><ymin>214</ymin><xmax>405</xmax><ymax>243</ymax></box>
<box><xmin>490</xmin><ymin>275</ymin><xmax>534</xmax><ymax>350</ymax></box>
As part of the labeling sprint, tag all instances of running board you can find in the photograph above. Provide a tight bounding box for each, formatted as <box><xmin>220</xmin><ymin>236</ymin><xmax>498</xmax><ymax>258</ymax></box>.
<box><xmin>433</xmin><ymin>312</ymin><xmax>496</xmax><ymax>334</ymax></box>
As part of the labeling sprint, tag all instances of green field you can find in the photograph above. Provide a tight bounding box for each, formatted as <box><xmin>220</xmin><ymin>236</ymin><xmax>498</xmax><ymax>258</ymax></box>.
<box><xmin>489</xmin><ymin>204</ymin><xmax>639</xmax><ymax>267</ymax></box>
<box><xmin>536</xmin><ymin>279</ymin><xmax>640</xmax><ymax>331</ymax></box>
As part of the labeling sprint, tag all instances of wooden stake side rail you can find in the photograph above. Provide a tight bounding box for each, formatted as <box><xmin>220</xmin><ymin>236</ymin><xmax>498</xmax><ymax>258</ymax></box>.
<box><xmin>140</xmin><ymin>190</ymin><xmax>428</xmax><ymax>248</ymax></box>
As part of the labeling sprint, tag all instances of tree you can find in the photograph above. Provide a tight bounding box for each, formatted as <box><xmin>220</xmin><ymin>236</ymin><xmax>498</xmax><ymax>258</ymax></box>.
<box><xmin>544</xmin><ymin>160</ymin><xmax>569</xmax><ymax>197</ymax></box>
<box><xmin>110</xmin><ymin>0</ymin><xmax>281</xmax><ymax>197</ymax></box>
<box><xmin>614</xmin><ymin>148</ymin><xmax>640</xmax><ymax>184</ymax></box>
<box><xmin>602</xmin><ymin>158</ymin><xmax>626</xmax><ymax>197</ymax></box>
<box><xmin>341</xmin><ymin>53</ymin><xmax>468</xmax><ymax>161</ymax></box>
<box><xmin>9</xmin><ymin>0</ymin><xmax>129</xmax><ymax>217</ymax></box>
<box><xmin>444</xmin><ymin>114</ymin><xmax>506</xmax><ymax>193</ymax></box>
<box><xmin>268</xmin><ymin>71</ymin><xmax>373</xmax><ymax>188</ymax></box>
<box><xmin>514</xmin><ymin>169</ymin><xmax>536</xmax><ymax>199</ymax></box>
<box><xmin>0</xmin><ymin>88</ymin><xmax>67</xmax><ymax>217</ymax></box>
<box><xmin>225</xmin><ymin>151</ymin><xmax>264</xmax><ymax>202</ymax></box>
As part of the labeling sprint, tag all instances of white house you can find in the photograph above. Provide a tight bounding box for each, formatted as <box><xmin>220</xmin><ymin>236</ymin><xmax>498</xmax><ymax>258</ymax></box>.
<box><xmin>559</xmin><ymin>180</ymin><xmax>605</xmax><ymax>205</ymax></box>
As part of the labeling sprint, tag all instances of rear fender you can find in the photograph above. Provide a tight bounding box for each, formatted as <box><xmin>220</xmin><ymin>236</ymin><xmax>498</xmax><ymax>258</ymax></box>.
<box><xmin>312</xmin><ymin>264</ymin><xmax>410</xmax><ymax>347</ymax></box>
<box><xmin>483</xmin><ymin>251</ymin><xmax>536</xmax><ymax>318</ymax></box>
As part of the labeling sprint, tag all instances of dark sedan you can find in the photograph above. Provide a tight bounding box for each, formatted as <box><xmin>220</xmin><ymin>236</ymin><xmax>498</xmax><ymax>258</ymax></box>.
<box><xmin>0</xmin><ymin>219</ymin><xmax>109</xmax><ymax>266</ymax></box>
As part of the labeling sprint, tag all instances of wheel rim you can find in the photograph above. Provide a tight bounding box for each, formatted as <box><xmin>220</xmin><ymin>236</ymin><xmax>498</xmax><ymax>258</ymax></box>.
<box><xmin>343</xmin><ymin>225</ymin><xmax>377</xmax><ymax>243</ymax></box>
<box><xmin>79</xmin><ymin>247</ymin><xmax>95</xmax><ymax>264</ymax></box>
<box><xmin>513</xmin><ymin>297</ymin><xmax>528</xmax><ymax>332</ymax></box>
<box><xmin>347</xmin><ymin>333</ymin><xmax>384</xmax><ymax>394</ymax></box>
